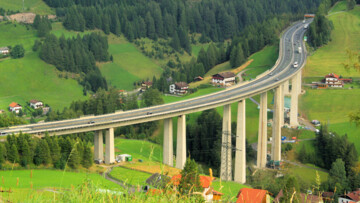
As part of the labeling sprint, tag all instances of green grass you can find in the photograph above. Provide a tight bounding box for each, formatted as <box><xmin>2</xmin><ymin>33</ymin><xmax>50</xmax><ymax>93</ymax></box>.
<box><xmin>0</xmin><ymin>0</ymin><xmax>54</xmax><ymax>15</ymax></box>
<box><xmin>328</xmin><ymin>1</ymin><xmax>347</xmax><ymax>14</ymax></box>
<box><xmin>109</xmin><ymin>167</ymin><xmax>150</xmax><ymax>186</ymax></box>
<box><xmin>0</xmin><ymin>169</ymin><xmax>121</xmax><ymax>189</ymax></box>
<box><xmin>204</xmin><ymin>62</ymin><xmax>232</xmax><ymax>77</ymax></box>
<box><xmin>212</xmin><ymin>180</ymin><xmax>250</xmax><ymax>200</ymax></box>
<box><xmin>191</xmin><ymin>44</ymin><xmax>210</xmax><ymax>57</ymax></box>
<box><xmin>242</xmin><ymin>46</ymin><xmax>278</xmax><ymax>80</ymax></box>
<box><xmin>115</xmin><ymin>139</ymin><xmax>163</xmax><ymax>162</ymax></box>
<box><xmin>304</xmin><ymin>6</ymin><xmax>360</xmax><ymax>77</ymax></box>
<box><xmin>100</xmin><ymin>40</ymin><xmax>163</xmax><ymax>90</ymax></box>
<box><xmin>51</xmin><ymin>22</ymin><xmax>94</xmax><ymax>38</ymax></box>
<box><xmin>287</xmin><ymin>165</ymin><xmax>328</xmax><ymax>184</ymax></box>
<box><xmin>0</xmin><ymin>22</ymin><xmax>86</xmax><ymax>111</ymax></box>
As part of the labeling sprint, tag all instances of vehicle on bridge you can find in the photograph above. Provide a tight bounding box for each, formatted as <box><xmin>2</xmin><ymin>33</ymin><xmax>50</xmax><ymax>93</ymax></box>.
<box><xmin>293</xmin><ymin>61</ymin><xmax>298</xmax><ymax>68</ymax></box>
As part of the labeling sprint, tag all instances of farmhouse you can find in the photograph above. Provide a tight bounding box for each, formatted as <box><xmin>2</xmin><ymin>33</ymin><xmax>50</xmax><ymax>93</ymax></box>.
<box><xmin>9</xmin><ymin>102</ymin><xmax>22</xmax><ymax>114</ymax></box>
<box><xmin>194</xmin><ymin>76</ymin><xmax>204</xmax><ymax>82</ymax></box>
<box><xmin>0</xmin><ymin>47</ymin><xmax>9</xmax><ymax>55</ymax></box>
<box><xmin>169</xmin><ymin>82</ymin><xmax>189</xmax><ymax>95</ymax></box>
<box><xmin>212</xmin><ymin>72</ymin><xmax>236</xmax><ymax>86</ymax></box>
<box><xmin>171</xmin><ymin>174</ymin><xmax>223</xmax><ymax>201</ymax></box>
<box><xmin>141</xmin><ymin>81</ymin><xmax>153</xmax><ymax>91</ymax></box>
<box><xmin>237</xmin><ymin>188</ymin><xmax>271</xmax><ymax>203</ymax></box>
<box><xmin>339</xmin><ymin>190</ymin><xmax>360</xmax><ymax>203</ymax></box>
<box><xmin>30</xmin><ymin>100</ymin><xmax>43</xmax><ymax>109</ymax></box>
<box><xmin>324</xmin><ymin>73</ymin><xmax>343</xmax><ymax>88</ymax></box>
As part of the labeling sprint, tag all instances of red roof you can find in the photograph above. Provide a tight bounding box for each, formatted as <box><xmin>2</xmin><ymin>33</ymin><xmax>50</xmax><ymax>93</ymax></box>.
<box><xmin>347</xmin><ymin>191</ymin><xmax>360</xmax><ymax>202</ymax></box>
<box><xmin>325</xmin><ymin>73</ymin><xmax>340</xmax><ymax>79</ymax></box>
<box><xmin>9</xmin><ymin>102</ymin><xmax>21</xmax><ymax>108</ymax></box>
<box><xmin>236</xmin><ymin>188</ymin><xmax>267</xmax><ymax>203</ymax></box>
<box><xmin>171</xmin><ymin>174</ymin><xmax>213</xmax><ymax>188</ymax></box>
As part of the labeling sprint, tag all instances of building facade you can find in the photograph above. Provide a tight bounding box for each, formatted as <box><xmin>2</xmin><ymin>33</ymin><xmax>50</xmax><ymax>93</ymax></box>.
<box><xmin>30</xmin><ymin>100</ymin><xmax>43</xmax><ymax>109</ymax></box>
<box><xmin>9</xmin><ymin>102</ymin><xmax>22</xmax><ymax>113</ymax></box>
<box><xmin>212</xmin><ymin>72</ymin><xmax>236</xmax><ymax>86</ymax></box>
<box><xmin>169</xmin><ymin>82</ymin><xmax>189</xmax><ymax>95</ymax></box>
<box><xmin>325</xmin><ymin>73</ymin><xmax>343</xmax><ymax>88</ymax></box>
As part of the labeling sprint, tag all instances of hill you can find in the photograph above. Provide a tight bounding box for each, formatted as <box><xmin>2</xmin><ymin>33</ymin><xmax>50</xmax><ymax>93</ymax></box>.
<box><xmin>0</xmin><ymin>0</ymin><xmax>54</xmax><ymax>15</ymax></box>
<box><xmin>0</xmin><ymin>22</ymin><xmax>86</xmax><ymax>111</ymax></box>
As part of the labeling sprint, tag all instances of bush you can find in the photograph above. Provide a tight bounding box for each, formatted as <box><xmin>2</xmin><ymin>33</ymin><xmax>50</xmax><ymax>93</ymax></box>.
<box><xmin>10</xmin><ymin>44</ymin><xmax>25</xmax><ymax>59</ymax></box>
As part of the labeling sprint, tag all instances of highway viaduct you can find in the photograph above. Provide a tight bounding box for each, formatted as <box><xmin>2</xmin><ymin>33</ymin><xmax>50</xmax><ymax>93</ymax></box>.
<box><xmin>0</xmin><ymin>19</ymin><xmax>312</xmax><ymax>184</ymax></box>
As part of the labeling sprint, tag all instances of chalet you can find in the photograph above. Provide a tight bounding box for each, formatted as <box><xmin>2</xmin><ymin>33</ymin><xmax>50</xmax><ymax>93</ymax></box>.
<box><xmin>325</xmin><ymin>73</ymin><xmax>343</xmax><ymax>88</ymax></box>
<box><xmin>171</xmin><ymin>174</ymin><xmax>223</xmax><ymax>201</ymax></box>
<box><xmin>212</xmin><ymin>72</ymin><xmax>236</xmax><ymax>86</ymax></box>
<box><xmin>237</xmin><ymin>188</ymin><xmax>270</xmax><ymax>203</ymax></box>
<box><xmin>30</xmin><ymin>100</ymin><xmax>43</xmax><ymax>109</ymax></box>
<box><xmin>339</xmin><ymin>190</ymin><xmax>360</xmax><ymax>203</ymax></box>
<box><xmin>0</xmin><ymin>47</ymin><xmax>9</xmax><ymax>55</ymax></box>
<box><xmin>9</xmin><ymin>102</ymin><xmax>22</xmax><ymax>114</ymax></box>
<box><xmin>194</xmin><ymin>76</ymin><xmax>204</xmax><ymax>82</ymax></box>
<box><xmin>169</xmin><ymin>82</ymin><xmax>189</xmax><ymax>95</ymax></box>
<box><xmin>141</xmin><ymin>81</ymin><xmax>153</xmax><ymax>91</ymax></box>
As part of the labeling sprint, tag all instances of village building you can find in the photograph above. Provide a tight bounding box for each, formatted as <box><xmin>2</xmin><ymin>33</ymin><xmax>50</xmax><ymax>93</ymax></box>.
<box><xmin>30</xmin><ymin>100</ymin><xmax>43</xmax><ymax>109</ymax></box>
<box><xmin>171</xmin><ymin>174</ymin><xmax>223</xmax><ymax>201</ymax></box>
<box><xmin>325</xmin><ymin>73</ymin><xmax>344</xmax><ymax>88</ymax></box>
<box><xmin>169</xmin><ymin>82</ymin><xmax>189</xmax><ymax>95</ymax></box>
<box><xmin>339</xmin><ymin>190</ymin><xmax>360</xmax><ymax>203</ymax></box>
<box><xmin>194</xmin><ymin>76</ymin><xmax>204</xmax><ymax>82</ymax></box>
<box><xmin>237</xmin><ymin>188</ymin><xmax>270</xmax><ymax>203</ymax></box>
<box><xmin>0</xmin><ymin>47</ymin><xmax>9</xmax><ymax>55</ymax></box>
<box><xmin>212</xmin><ymin>72</ymin><xmax>236</xmax><ymax>86</ymax></box>
<box><xmin>9</xmin><ymin>102</ymin><xmax>22</xmax><ymax>114</ymax></box>
<box><xmin>141</xmin><ymin>81</ymin><xmax>153</xmax><ymax>91</ymax></box>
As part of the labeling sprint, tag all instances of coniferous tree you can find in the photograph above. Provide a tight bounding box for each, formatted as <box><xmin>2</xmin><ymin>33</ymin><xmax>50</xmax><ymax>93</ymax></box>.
<box><xmin>0</xmin><ymin>144</ymin><xmax>6</xmax><ymax>164</ymax></box>
<box><xmin>8</xmin><ymin>143</ymin><xmax>19</xmax><ymax>163</ymax></box>
<box><xmin>68</xmin><ymin>143</ymin><xmax>81</xmax><ymax>169</ymax></box>
<box><xmin>179</xmin><ymin>158</ymin><xmax>202</xmax><ymax>195</ymax></box>
<box><xmin>82</xmin><ymin>143</ymin><xmax>93</xmax><ymax>168</ymax></box>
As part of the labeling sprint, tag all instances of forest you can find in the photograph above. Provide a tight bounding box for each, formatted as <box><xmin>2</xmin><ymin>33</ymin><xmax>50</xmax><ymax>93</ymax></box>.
<box><xmin>38</xmin><ymin>33</ymin><xmax>109</xmax><ymax>92</ymax></box>
<box><xmin>0</xmin><ymin>133</ymin><xmax>93</xmax><ymax>170</ymax></box>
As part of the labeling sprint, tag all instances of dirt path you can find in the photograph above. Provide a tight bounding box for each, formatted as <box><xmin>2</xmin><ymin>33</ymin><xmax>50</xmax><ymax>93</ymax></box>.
<box><xmin>103</xmin><ymin>166</ymin><xmax>138</xmax><ymax>194</ymax></box>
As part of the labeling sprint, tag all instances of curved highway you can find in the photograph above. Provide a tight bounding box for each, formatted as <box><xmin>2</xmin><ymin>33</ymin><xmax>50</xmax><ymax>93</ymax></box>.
<box><xmin>1</xmin><ymin>19</ymin><xmax>312</xmax><ymax>136</ymax></box>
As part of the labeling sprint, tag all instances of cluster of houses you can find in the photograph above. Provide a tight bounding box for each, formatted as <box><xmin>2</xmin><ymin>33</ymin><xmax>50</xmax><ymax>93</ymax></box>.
<box><xmin>313</xmin><ymin>73</ymin><xmax>352</xmax><ymax>89</ymax></box>
<box><xmin>7</xmin><ymin>100</ymin><xmax>49</xmax><ymax>115</ymax></box>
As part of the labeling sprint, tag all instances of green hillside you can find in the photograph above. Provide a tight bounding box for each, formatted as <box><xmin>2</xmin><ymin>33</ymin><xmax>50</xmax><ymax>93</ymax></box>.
<box><xmin>304</xmin><ymin>5</ymin><xmax>360</xmax><ymax>77</ymax></box>
<box><xmin>0</xmin><ymin>0</ymin><xmax>54</xmax><ymax>15</ymax></box>
<box><xmin>0</xmin><ymin>22</ymin><xmax>86</xmax><ymax>111</ymax></box>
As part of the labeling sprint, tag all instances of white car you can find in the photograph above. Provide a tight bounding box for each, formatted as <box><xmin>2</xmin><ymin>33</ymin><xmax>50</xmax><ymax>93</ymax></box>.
<box><xmin>293</xmin><ymin>62</ymin><xmax>298</xmax><ymax>68</ymax></box>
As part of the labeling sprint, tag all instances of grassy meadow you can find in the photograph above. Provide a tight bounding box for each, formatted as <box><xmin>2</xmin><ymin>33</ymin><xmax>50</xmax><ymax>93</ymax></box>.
<box><xmin>0</xmin><ymin>0</ymin><xmax>54</xmax><ymax>15</ymax></box>
<box><xmin>109</xmin><ymin>167</ymin><xmax>150</xmax><ymax>186</ymax></box>
<box><xmin>0</xmin><ymin>22</ymin><xmax>86</xmax><ymax>111</ymax></box>
<box><xmin>303</xmin><ymin>5</ymin><xmax>360</xmax><ymax>77</ymax></box>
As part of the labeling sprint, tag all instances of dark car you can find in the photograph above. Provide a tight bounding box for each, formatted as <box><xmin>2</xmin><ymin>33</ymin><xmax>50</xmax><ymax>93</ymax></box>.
<box><xmin>88</xmin><ymin>121</ymin><xmax>95</xmax><ymax>124</ymax></box>
<box><xmin>146</xmin><ymin>112</ymin><xmax>152</xmax><ymax>115</ymax></box>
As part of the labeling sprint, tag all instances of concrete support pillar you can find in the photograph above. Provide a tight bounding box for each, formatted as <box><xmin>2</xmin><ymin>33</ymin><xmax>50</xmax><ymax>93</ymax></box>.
<box><xmin>221</xmin><ymin>104</ymin><xmax>232</xmax><ymax>181</ymax></box>
<box><xmin>257</xmin><ymin>92</ymin><xmax>268</xmax><ymax>168</ymax></box>
<box><xmin>281</xmin><ymin>84</ymin><xmax>285</xmax><ymax>126</ymax></box>
<box><xmin>94</xmin><ymin>130</ymin><xmax>104</xmax><ymax>160</ymax></box>
<box><xmin>176</xmin><ymin>115</ymin><xmax>186</xmax><ymax>169</ymax></box>
<box><xmin>284</xmin><ymin>80</ymin><xmax>290</xmax><ymax>95</ymax></box>
<box><xmin>272</xmin><ymin>86</ymin><xmax>283</xmax><ymax>161</ymax></box>
<box><xmin>235</xmin><ymin>100</ymin><xmax>246</xmax><ymax>183</ymax></box>
<box><xmin>290</xmin><ymin>73</ymin><xmax>299</xmax><ymax>127</ymax></box>
<box><xmin>163</xmin><ymin>118</ymin><xmax>173</xmax><ymax>166</ymax></box>
<box><xmin>105</xmin><ymin>128</ymin><xmax>115</xmax><ymax>164</ymax></box>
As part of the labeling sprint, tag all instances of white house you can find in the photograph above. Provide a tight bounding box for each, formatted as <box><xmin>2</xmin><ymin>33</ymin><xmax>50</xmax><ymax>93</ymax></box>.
<box><xmin>30</xmin><ymin>100</ymin><xmax>43</xmax><ymax>109</ymax></box>
<box><xmin>169</xmin><ymin>82</ymin><xmax>189</xmax><ymax>95</ymax></box>
<box><xmin>212</xmin><ymin>72</ymin><xmax>236</xmax><ymax>86</ymax></box>
<box><xmin>9</xmin><ymin>102</ymin><xmax>22</xmax><ymax>114</ymax></box>
<box><xmin>0</xmin><ymin>47</ymin><xmax>9</xmax><ymax>55</ymax></box>
<box><xmin>325</xmin><ymin>73</ymin><xmax>343</xmax><ymax>88</ymax></box>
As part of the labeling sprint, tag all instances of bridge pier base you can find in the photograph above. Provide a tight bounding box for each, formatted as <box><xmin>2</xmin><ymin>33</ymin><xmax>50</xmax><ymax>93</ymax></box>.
<box><xmin>105</xmin><ymin>128</ymin><xmax>115</xmax><ymax>164</ymax></box>
<box><xmin>290</xmin><ymin>73</ymin><xmax>299</xmax><ymax>127</ymax></box>
<box><xmin>234</xmin><ymin>100</ymin><xmax>246</xmax><ymax>183</ymax></box>
<box><xmin>163</xmin><ymin>118</ymin><xmax>173</xmax><ymax>166</ymax></box>
<box><xmin>257</xmin><ymin>92</ymin><xmax>268</xmax><ymax>168</ymax></box>
<box><xmin>272</xmin><ymin>86</ymin><xmax>283</xmax><ymax>161</ymax></box>
<box><xmin>176</xmin><ymin>115</ymin><xmax>186</xmax><ymax>169</ymax></box>
<box><xmin>94</xmin><ymin>130</ymin><xmax>104</xmax><ymax>161</ymax></box>
<box><xmin>221</xmin><ymin>104</ymin><xmax>232</xmax><ymax>181</ymax></box>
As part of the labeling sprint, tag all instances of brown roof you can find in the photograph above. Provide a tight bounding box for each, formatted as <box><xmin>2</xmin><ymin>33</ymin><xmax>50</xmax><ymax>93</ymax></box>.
<box><xmin>30</xmin><ymin>99</ymin><xmax>41</xmax><ymax>104</ymax></box>
<box><xmin>142</xmin><ymin>81</ymin><xmax>153</xmax><ymax>86</ymax></box>
<box><xmin>175</xmin><ymin>82</ymin><xmax>188</xmax><ymax>88</ymax></box>
<box><xmin>9</xmin><ymin>102</ymin><xmax>21</xmax><ymax>108</ymax></box>
<box><xmin>0</xmin><ymin>47</ymin><xmax>9</xmax><ymax>51</ymax></box>
<box><xmin>213</xmin><ymin>72</ymin><xmax>236</xmax><ymax>79</ymax></box>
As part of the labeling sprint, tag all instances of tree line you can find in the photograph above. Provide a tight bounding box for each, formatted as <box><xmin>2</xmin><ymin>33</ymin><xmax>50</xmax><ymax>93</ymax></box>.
<box><xmin>0</xmin><ymin>113</ymin><xmax>26</xmax><ymax>127</ymax></box>
<box><xmin>33</xmin><ymin>15</ymin><xmax>52</xmax><ymax>37</ymax></box>
<box><xmin>0</xmin><ymin>133</ymin><xmax>93</xmax><ymax>170</ymax></box>
<box><xmin>44</xmin><ymin>0</ymin><xmax>320</xmax><ymax>43</ymax></box>
<box><xmin>38</xmin><ymin>33</ymin><xmax>109</xmax><ymax>92</ymax></box>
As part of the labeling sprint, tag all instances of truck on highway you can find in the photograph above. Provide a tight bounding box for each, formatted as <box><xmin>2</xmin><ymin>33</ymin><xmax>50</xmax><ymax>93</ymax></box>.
<box><xmin>298</xmin><ymin>46</ymin><xmax>302</xmax><ymax>53</ymax></box>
